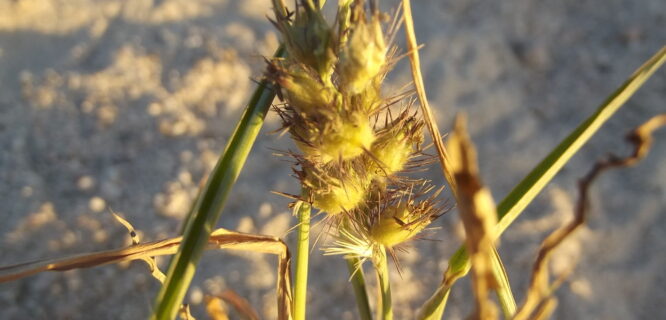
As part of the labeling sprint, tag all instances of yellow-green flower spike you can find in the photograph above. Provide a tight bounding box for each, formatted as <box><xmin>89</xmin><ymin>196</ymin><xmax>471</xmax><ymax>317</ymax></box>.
<box><xmin>290</xmin><ymin>111</ymin><xmax>375</xmax><ymax>164</ymax></box>
<box><xmin>371</xmin><ymin>140</ymin><xmax>411</xmax><ymax>176</ymax></box>
<box><xmin>369</xmin><ymin>203</ymin><xmax>431</xmax><ymax>247</ymax></box>
<box><xmin>370</xmin><ymin>132</ymin><xmax>412</xmax><ymax>177</ymax></box>
<box><xmin>271</xmin><ymin>0</ymin><xmax>336</xmax><ymax>81</ymax></box>
<box><xmin>355</xmin><ymin>81</ymin><xmax>383</xmax><ymax>114</ymax></box>
<box><xmin>277</xmin><ymin>67</ymin><xmax>339</xmax><ymax>113</ymax></box>
<box><xmin>304</xmin><ymin>166</ymin><xmax>370</xmax><ymax>215</ymax></box>
<box><xmin>311</xmin><ymin>179</ymin><xmax>367</xmax><ymax>215</ymax></box>
<box><xmin>337</xmin><ymin>7</ymin><xmax>386</xmax><ymax>94</ymax></box>
<box><xmin>316</xmin><ymin>113</ymin><xmax>375</xmax><ymax>163</ymax></box>
<box><xmin>369</xmin><ymin>113</ymin><xmax>424</xmax><ymax>178</ymax></box>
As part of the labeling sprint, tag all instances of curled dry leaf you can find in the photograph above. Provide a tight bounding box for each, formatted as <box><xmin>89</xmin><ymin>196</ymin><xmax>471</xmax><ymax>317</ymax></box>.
<box><xmin>514</xmin><ymin>114</ymin><xmax>666</xmax><ymax>320</ymax></box>
<box><xmin>0</xmin><ymin>228</ymin><xmax>293</xmax><ymax>320</ymax></box>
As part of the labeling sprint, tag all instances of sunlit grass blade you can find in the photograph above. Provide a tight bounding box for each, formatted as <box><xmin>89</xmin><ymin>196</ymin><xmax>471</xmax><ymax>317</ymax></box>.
<box><xmin>346</xmin><ymin>257</ymin><xmax>373</xmax><ymax>320</ymax></box>
<box><xmin>152</xmin><ymin>46</ymin><xmax>286</xmax><ymax>320</ymax></box>
<box><xmin>418</xmin><ymin>46</ymin><xmax>666</xmax><ymax>320</ymax></box>
<box><xmin>491</xmin><ymin>246</ymin><xmax>516</xmax><ymax>318</ymax></box>
<box><xmin>293</xmin><ymin>200</ymin><xmax>311</xmax><ymax>320</ymax></box>
<box><xmin>495</xmin><ymin>45</ymin><xmax>665</xmax><ymax>234</ymax></box>
<box><xmin>375</xmin><ymin>247</ymin><xmax>393</xmax><ymax>320</ymax></box>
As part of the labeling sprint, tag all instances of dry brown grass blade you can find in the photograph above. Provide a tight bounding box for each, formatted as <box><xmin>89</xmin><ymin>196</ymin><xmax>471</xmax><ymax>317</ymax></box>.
<box><xmin>401</xmin><ymin>0</ymin><xmax>458</xmax><ymax>198</ymax></box>
<box><xmin>447</xmin><ymin>114</ymin><xmax>498</xmax><ymax>320</ymax></box>
<box><xmin>0</xmin><ymin>228</ymin><xmax>293</xmax><ymax>320</ymax></box>
<box><xmin>514</xmin><ymin>113</ymin><xmax>666</xmax><ymax>320</ymax></box>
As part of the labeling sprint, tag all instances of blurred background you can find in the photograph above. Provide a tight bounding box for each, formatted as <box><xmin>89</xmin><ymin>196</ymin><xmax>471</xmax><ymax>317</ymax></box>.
<box><xmin>0</xmin><ymin>0</ymin><xmax>664</xmax><ymax>319</ymax></box>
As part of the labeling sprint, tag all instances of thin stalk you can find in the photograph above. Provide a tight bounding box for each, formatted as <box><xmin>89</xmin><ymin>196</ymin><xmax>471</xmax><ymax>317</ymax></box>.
<box><xmin>346</xmin><ymin>257</ymin><xmax>373</xmax><ymax>320</ymax></box>
<box><xmin>375</xmin><ymin>247</ymin><xmax>393</xmax><ymax>320</ymax></box>
<box><xmin>491</xmin><ymin>246</ymin><xmax>517</xmax><ymax>318</ymax></box>
<box><xmin>402</xmin><ymin>0</ymin><xmax>458</xmax><ymax>199</ymax></box>
<box><xmin>293</xmin><ymin>200</ymin><xmax>311</xmax><ymax>320</ymax></box>
<box><xmin>151</xmin><ymin>45</ymin><xmax>285</xmax><ymax>320</ymax></box>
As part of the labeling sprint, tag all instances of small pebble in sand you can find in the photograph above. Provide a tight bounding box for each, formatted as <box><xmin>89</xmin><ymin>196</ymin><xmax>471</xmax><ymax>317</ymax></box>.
<box><xmin>77</xmin><ymin>175</ymin><xmax>95</xmax><ymax>191</ymax></box>
<box><xmin>89</xmin><ymin>196</ymin><xmax>106</xmax><ymax>212</ymax></box>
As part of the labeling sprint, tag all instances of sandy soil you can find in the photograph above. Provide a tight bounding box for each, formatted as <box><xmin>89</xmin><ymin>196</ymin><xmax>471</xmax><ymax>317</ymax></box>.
<box><xmin>1</xmin><ymin>0</ymin><xmax>665</xmax><ymax>319</ymax></box>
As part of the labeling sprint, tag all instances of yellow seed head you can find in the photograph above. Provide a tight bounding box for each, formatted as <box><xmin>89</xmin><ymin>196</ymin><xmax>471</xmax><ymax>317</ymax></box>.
<box><xmin>337</xmin><ymin>13</ymin><xmax>386</xmax><ymax>94</ymax></box>
<box><xmin>311</xmin><ymin>179</ymin><xmax>366</xmax><ymax>215</ymax></box>
<box><xmin>295</xmin><ymin>112</ymin><xmax>375</xmax><ymax>163</ymax></box>
<box><xmin>370</xmin><ymin>131</ymin><xmax>412</xmax><ymax>176</ymax></box>
<box><xmin>356</xmin><ymin>82</ymin><xmax>382</xmax><ymax>113</ymax></box>
<box><xmin>368</xmin><ymin>114</ymin><xmax>423</xmax><ymax>178</ymax></box>
<box><xmin>273</xmin><ymin>1</ymin><xmax>336</xmax><ymax>80</ymax></box>
<box><xmin>369</xmin><ymin>203</ymin><xmax>431</xmax><ymax>247</ymax></box>
<box><xmin>278</xmin><ymin>68</ymin><xmax>339</xmax><ymax>113</ymax></box>
<box><xmin>318</xmin><ymin>114</ymin><xmax>375</xmax><ymax>162</ymax></box>
<box><xmin>305</xmin><ymin>167</ymin><xmax>370</xmax><ymax>215</ymax></box>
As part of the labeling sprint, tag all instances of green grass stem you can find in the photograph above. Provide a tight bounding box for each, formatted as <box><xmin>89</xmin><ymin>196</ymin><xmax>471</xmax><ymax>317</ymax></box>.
<box><xmin>293</xmin><ymin>200</ymin><xmax>311</xmax><ymax>320</ymax></box>
<box><xmin>346</xmin><ymin>257</ymin><xmax>373</xmax><ymax>320</ymax></box>
<box><xmin>375</xmin><ymin>247</ymin><xmax>393</xmax><ymax>320</ymax></box>
<box><xmin>151</xmin><ymin>46</ymin><xmax>286</xmax><ymax>320</ymax></box>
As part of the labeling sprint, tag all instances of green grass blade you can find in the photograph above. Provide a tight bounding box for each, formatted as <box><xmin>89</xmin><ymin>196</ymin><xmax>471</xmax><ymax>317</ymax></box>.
<box><xmin>416</xmin><ymin>283</ymin><xmax>450</xmax><ymax>320</ymax></box>
<box><xmin>346</xmin><ymin>257</ymin><xmax>373</xmax><ymax>320</ymax></box>
<box><xmin>496</xmin><ymin>46</ymin><xmax>666</xmax><ymax>233</ymax></box>
<box><xmin>151</xmin><ymin>46</ymin><xmax>286</xmax><ymax>320</ymax></box>
<box><xmin>376</xmin><ymin>247</ymin><xmax>393</xmax><ymax>320</ymax></box>
<box><xmin>491</xmin><ymin>246</ymin><xmax>517</xmax><ymax>318</ymax></box>
<box><xmin>419</xmin><ymin>46</ymin><xmax>666</xmax><ymax>320</ymax></box>
<box><xmin>293</xmin><ymin>200</ymin><xmax>311</xmax><ymax>320</ymax></box>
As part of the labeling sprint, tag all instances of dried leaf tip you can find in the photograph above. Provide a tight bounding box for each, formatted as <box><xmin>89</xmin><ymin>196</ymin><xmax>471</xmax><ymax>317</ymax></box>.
<box><xmin>447</xmin><ymin>113</ymin><xmax>500</xmax><ymax>320</ymax></box>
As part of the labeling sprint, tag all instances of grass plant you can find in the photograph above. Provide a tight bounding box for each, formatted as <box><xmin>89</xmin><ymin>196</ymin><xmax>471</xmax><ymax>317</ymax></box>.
<box><xmin>0</xmin><ymin>1</ymin><xmax>665</xmax><ymax>319</ymax></box>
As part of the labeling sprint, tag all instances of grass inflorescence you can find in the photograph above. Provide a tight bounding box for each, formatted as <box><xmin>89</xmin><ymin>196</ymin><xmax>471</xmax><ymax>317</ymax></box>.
<box><xmin>268</xmin><ymin>0</ymin><xmax>444</xmax><ymax>318</ymax></box>
<box><xmin>269</xmin><ymin>0</ymin><xmax>442</xmax><ymax>254</ymax></box>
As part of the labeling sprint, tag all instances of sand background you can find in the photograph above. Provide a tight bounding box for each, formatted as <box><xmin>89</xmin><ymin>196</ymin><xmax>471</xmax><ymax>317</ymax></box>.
<box><xmin>0</xmin><ymin>0</ymin><xmax>665</xmax><ymax>319</ymax></box>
